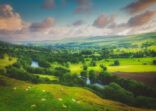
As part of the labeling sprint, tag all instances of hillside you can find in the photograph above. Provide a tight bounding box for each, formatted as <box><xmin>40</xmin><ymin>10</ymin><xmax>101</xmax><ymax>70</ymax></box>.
<box><xmin>0</xmin><ymin>76</ymin><xmax>155</xmax><ymax>111</ymax></box>
<box><xmin>18</xmin><ymin>32</ymin><xmax>156</xmax><ymax>49</ymax></box>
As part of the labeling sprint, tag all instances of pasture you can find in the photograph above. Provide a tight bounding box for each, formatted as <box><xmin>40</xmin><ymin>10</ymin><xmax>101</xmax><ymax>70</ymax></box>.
<box><xmin>68</xmin><ymin>57</ymin><xmax>156</xmax><ymax>74</ymax></box>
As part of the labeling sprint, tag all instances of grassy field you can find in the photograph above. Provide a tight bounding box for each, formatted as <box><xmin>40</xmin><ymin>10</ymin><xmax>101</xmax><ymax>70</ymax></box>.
<box><xmin>36</xmin><ymin>74</ymin><xmax>58</xmax><ymax>81</ymax></box>
<box><xmin>68</xmin><ymin>57</ymin><xmax>156</xmax><ymax>74</ymax></box>
<box><xmin>0</xmin><ymin>54</ymin><xmax>16</xmax><ymax>69</ymax></box>
<box><xmin>0</xmin><ymin>76</ymin><xmax>154</xmax><ymax>111</ymax></box>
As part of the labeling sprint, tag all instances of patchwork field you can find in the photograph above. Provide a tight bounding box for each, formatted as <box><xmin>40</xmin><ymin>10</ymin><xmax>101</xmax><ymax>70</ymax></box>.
<box><xmin>68</xmin><ymin>57</ymin><xmax>156</xmax><ymax>74</ymax></box>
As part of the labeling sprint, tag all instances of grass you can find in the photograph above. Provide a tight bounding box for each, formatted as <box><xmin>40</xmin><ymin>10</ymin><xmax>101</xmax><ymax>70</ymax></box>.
<box><xmin>69</xmin><ymin>64</ymin><xmax>83</xmax><ymax>74</ymax></box>
<box><xmin>68</xmin><ymin>57</ymin><xmax>156</xmax><ymax>74</ymax></box>
<box><xmin>0</xmin><ymin>54</ymin><xmax>16</xmax><ymax>69</ymax></box>
<box><xmin>0</xmin><ymin>76</ymin><xmax>153</xmax><ymax>111</ymax></box>
<box><xmin>108</xmin><ymin>65</ymin><xmax>156</xmax><ymax>72</ymax></box>
<box><xmin>36</xmin><ymin>74</ymin><xmax>58</xmax><ymax>81</ymax></box>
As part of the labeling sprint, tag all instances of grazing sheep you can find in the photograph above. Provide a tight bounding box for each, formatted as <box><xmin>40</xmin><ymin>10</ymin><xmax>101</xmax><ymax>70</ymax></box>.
<box><xmin>13</xmin><ymin>87</ymin><xmax>17</xmax><ymax>90</ymax></box>
<box><xmin>62</xmin><ymin>104</ymin><xmax>67</xmax><ymax>108</ymax></box>
<box><xmin>31</xmin><ymin>104</ymin><xmax>36</xmax><ymax>108</ymax></box>
<box><xmin>58</xmin><ymin>98</ymin><xmax>63</xmax><ymax>101</ymax></box>
<box><xmin>72</xmin><ymin>98</ymin><xmax>76</xmax><ymax>102</ymax></box>
<box><xmin>41</xmin><ymin>98</ymin><xmax>46</xmax><ymax>101</ymax></box>
<box><xmin>42</xmin><ymin>90</ymin><xmax>46</xmax><ymax>92</ymax></box>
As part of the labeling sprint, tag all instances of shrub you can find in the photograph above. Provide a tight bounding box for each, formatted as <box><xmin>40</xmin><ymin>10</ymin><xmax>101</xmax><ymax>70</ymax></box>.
<box><xmin>153</xmin><ymin>60</ymin><xmax>156</xmax><ymax>65</ymax></box>
<box><xmin>5</xmin><ymin>67</ymin><xmax>41</xmax><ymax>83</ymax></box>
<box><xmin>103</xmin><ymin>82</ymin><xmax>135</xmax><ymax>105</ymax></box>
<box><xmin>89</xmin><ymin>70</ymin><xmax>97</xmax><ymax>84</ymax></box>
<box><xmin>136</xmin><ymin>96</ymin><xmax>156</xmax><ymax>109</ymax></box>
<box><xmin>114</xmin><ymin>60</ymin><xmax>120</xmax><ymax>66</ymax></box>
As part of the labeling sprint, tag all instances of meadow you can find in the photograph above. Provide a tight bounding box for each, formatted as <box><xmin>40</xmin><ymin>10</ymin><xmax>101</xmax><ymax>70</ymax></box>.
<box><xmin>0</xmin><ymin>76</ymin><xmax>154</xmax><ymax>111</ymax></box>
<box><xmin>68</xmin><ymin>57</ymin><xmax>156</xmax><ymax>74</ymax></box>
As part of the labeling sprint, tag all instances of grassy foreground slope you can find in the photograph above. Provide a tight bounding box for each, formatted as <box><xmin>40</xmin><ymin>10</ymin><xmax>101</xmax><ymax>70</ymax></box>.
<box><xmin>0</xmin><ymin>76</ymin><xmax>155</xmax><ymax>111</ymax></box>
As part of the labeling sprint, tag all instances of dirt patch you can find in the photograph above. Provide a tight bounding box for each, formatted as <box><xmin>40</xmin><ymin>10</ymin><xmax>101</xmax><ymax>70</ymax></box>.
<box><xmin>112</xmin><ymin>72</ymin><xmax>156</xmax><ymax>89</ymax></box>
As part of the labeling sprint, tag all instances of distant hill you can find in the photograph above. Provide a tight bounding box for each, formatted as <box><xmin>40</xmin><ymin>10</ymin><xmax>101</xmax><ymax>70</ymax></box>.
<box><xmin>17</xmin><ymin>32</ymin><xmax>156</xmax><ymax>49</ymax></box>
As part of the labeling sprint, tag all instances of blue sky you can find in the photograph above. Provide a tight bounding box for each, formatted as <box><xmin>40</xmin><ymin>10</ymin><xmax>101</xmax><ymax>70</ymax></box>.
<box><xmin>0</xmin><ymin>0</ymin><xmax>156</xmax><ymax>42</ymax></box>
<box><xmin>0</xmin><ymin>0</ymin><xmax>134</xmax><ymax>24</ymax></box>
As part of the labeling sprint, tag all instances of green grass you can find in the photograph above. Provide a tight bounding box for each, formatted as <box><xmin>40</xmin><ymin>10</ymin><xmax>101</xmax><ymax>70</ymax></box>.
<box><xmin>108</xmin><ymin>65</ymin><xmax>156</xmax><ymax>72</ymax></box>
<box><xmin>0</xmin><ymin>76</ymin><xmax>152</xmax><ymax>111</ymax></box>
<box><xmin>36</xmin><ymin>74</ymin><xmax>58</xmax><ymax>81</ymax></box>
<box><xmin>0</xmin><ymin>54</ymin><xmax>16</xmax><ymax>69</ymax></box>
<box><xmin>69</xmin><ymin>64</ymin><xmax>83</xmax><ymax>74</ymax></box>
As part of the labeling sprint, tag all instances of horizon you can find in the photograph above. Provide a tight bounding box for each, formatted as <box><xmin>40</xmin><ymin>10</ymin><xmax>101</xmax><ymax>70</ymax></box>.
<box><xmin>0</xmin><ymin>0</ymin><xmax>156</xmax><ymax>42</ymax></box>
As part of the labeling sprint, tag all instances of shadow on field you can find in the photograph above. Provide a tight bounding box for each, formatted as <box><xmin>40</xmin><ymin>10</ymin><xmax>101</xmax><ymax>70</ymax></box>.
<box><xmin>112</xmin><ymin>72</ymin><xmax>156</xmax><ymax>89</ymax></box>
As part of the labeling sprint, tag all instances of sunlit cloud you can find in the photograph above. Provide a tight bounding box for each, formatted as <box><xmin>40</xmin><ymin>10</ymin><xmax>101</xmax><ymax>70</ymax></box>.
<box><xmin>0</xmin><ymin>4</ymin><xmax>24</xmax><ymax>31</ymax></box>
<box><xmin>123</xmin><ymin>0</ymin><xmax>156</xmax><ymax>14</ymax></box>
<box><xmin>93</xmin><ymin>14</ymin><xmax>115</xmax><ymax>28</ymax></box>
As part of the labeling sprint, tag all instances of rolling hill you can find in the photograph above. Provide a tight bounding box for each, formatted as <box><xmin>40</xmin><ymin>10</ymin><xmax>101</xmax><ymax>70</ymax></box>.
<box><xmin>0</xmin><ymin>75</ymin><xmax>155</xmax><ymax>111</ymax></box>
<box><xmin>18</xmin><ymin>32</ymin><xmax>156</xmax><ymax>49</ymax></box>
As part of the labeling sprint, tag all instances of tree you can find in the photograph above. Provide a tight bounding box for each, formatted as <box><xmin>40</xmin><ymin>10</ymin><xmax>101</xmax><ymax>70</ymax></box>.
<box><xmin>100</xmin><ymin>64</ymin><xmax>107</xmax><ymax>71</ymax></box>
<box><xmin>89</xmin><ymin>70</ymin><xmax>97</xmax><ymax>84</ymax></box>
<box><xmin>114</xmin><ymin>60</ymin><xmax>120</xmax><ymax>66</ymax></box>
<box><xmin>80</xmin><ymin>70</ymin><xmax>88</xmax><ymax>81</ymax></box>
<box><xmin>90</xmin><ymin>60</ymin><xmax>96</xmax><ymax>66</ymax></box>
<box><xmin>98</xmin><ymin>71</ymin><xmax>113</xmax><ymax>84</ymax></box>
<box><xmin>103</xmin><ymin>82</ymin><xmax>135</xmax><ymax>105</ymax></box>
<box><xmin>83</xmin><ymin>65</ymin><xmax>88</xmax><ymax>70</ymax></box>
<box><xmin>153</xmin><ymin>60</ymin><xmax>156</xmax><ymax>65</ymax></box>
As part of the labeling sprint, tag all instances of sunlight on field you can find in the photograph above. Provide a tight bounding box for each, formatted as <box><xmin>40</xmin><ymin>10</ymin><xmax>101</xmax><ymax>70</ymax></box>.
<box><xmin>0</xmin><ymin>55</ymin><xmax>16</xmax><ymax>69</ymax></box>
<box><xmin>69</xmin><ymin>64</ymin><xmax>82</xmax><ymax>74</ymax></box>
<box><xmin>108</xmin><ymin>65</ymin><xmax>156</xmax><ymax>72</ymax></box>
<box><xmin>36</xmin><ymin>74</ymin><xmax>58</xmax><ymax>81</ymax></box>
<box><xmin>69</xmin><ymin>57</ymin><xmax>156</xmax><ymax>73</ymax></box>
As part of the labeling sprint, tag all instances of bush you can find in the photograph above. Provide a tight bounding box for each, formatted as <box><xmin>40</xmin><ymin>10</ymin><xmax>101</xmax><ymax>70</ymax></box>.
<box><xmin>136</xmin><ymin>96</ymin><xmax>156</xmax><ymax>109</ymax></box>
<box><xmin>83</xmin><ymin>65</ymin><xmax>88</xmax><ymax>70</ymax></box>
<box><xmin>100</xmin><ymin>64</ymin><xmax>107</xmax><ymax>71</ymax></box>
<box><xmin>153</xmin><ymin>60</ymin><xmax>156</xmax><ymax>65</ymax></box>
<box><xmin>55</xmin><ymin>67</ymin><xmax>70</xmax><ymax>77</ymax></box>
<box><xmin>89</xmin><ymin>70</ymin><xmax>97</xmax><ymax>84</ymax></box>
<box><xmin>5</xmin><ymin>67</ymin><xmax>41</xmax><ymax>83</ymax></box>
<box><xmin>103</xmin><ymin>82</ymin><xmax>135</xmax><ymax>105</ymax></box>
<box><xmin>80</xmin><ymin>70</ymin><xmax>88</xmax><ymax>81</ymax></box>
<box><xmin>90</xmin><ymin>60</ymin><xmax>96</xmax><ymax>66</ymax></box>
<box><xmin>113</xmin><ymin>60</ymin><xmax>120</xmax><ymax>66</ymax></box>
<box><xmin>98</xmin><ymin>71</ymin><xmax>114</xmax><ymax>84</ymax></box>
<box><xmin>59</xmin><ymin>73</ymin><xmax>85</xmax><ymax>86</ymax></box>
<box><xmin>38</xmin><ymin>61</ymin><xmax>51</xmax><ymax>68</ymax></box>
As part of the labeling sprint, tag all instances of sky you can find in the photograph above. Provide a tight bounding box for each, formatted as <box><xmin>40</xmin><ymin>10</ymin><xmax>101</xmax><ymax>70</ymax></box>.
<box><xmin>0</xmin><ymin>0</ymin><xmax>156</xmax><ymax>42</ymax></box>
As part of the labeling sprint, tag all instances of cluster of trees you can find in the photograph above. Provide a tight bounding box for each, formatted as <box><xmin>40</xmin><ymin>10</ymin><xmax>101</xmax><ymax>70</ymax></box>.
<box><xmin>88</xmin><ymin>71</ymin><xmax>156</xmax><ymax>109</ymax></box>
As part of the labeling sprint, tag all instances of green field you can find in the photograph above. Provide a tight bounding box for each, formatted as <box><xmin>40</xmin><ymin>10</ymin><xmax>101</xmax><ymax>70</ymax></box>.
<box><xmin>36</xmin><ymin>74</ymin><xmax>58</xmax><ymax>81</ymax></box>
<box><xmin>0</xmin><ymin>55</ymin><xmax>16</xmax><ymax>69</ymax></box>
<box><xmin>69</xmin><ymin>57</ymin><xmax>156</xmax><ymax>74</ymax></box>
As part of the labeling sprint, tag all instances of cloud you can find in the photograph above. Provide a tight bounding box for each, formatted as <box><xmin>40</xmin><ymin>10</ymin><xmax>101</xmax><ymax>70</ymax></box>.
<box><xmin>127</xmin><ymin>10</ymin><xmax>156</xmax><ymax>27</ymax></box>
<box><xmin>93</xmin><ymin>14</ymin><xmax>115</xmax><ymax>28</ymax></box>
<box><xmin>72</xmin><ymin>20</ymin><xmax>84</xmax><ymax>26</ymax></box>
<box><xmin>75</xmin><ymin>0</ymin><xmax>92</xmax><ymax>13</ymax></box>
<box><xmin>42</xmin><ymin>0</ymin><xmax>55</xmax><ymax>9</ymax></box>
<box><xmin>0</xmin><ymin>4</ymin><xmax>24</xmax><ymax>31</ymax></box>
<box><xmin>123</xmin><ymin>0</ymin><xmax>156</xmax><ymax>14</ymax></box>
<box><xmin>30</xmin><ymin>17</ymin><xmax>55</xmax><ymax>32</ymax></box>
<box><xmin>110</xmin><ymin>10</ymin><xmax>156</xmax><ymax>35</ymax></box>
